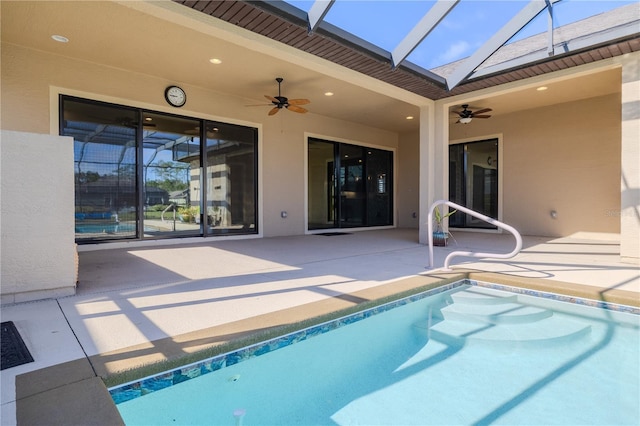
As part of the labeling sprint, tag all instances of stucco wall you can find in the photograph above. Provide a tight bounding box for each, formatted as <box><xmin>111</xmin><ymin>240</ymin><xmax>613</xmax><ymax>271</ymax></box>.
<box><xmin>620</xmin><ymin>53</ymin><xmax>640</xmax><ymax>263</ymax></box>
<box><xmin>449</xmin><ymin>93</ymin><xmax>621</xmax><ymax>237</ymax></box>
<box><xmin>1</xmin><ymin>131</ymin><xmax>76</xmax><ymax>303</ymax></box>
<box><xmin>397</xmin><ymin>131</ymin><xmax>420</xmax><ymax>229</ymax></box>
<box><xmin>1</xmin><ymin>42</ymin><xmax>401</xmax><ymax>240</ymax></box>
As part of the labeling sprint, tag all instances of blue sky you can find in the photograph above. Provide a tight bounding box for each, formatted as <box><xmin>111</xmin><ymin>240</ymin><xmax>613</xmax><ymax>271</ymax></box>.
<box><xmin>284</xmin><ymin>0</ymin><xmax>636</xmax><ymax>69</ymax></box>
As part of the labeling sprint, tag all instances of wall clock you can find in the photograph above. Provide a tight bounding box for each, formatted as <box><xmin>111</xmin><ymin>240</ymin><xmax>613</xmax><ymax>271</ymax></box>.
<box><xmin>164</xmin><ymin>85</ymin><xmax>186</xmax><ymax>107</ymax></box>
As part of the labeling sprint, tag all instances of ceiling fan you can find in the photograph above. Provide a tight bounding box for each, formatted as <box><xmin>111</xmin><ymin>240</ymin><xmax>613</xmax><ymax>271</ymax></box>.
<box><xmin>254</xmin><ymin>77</ymin><xmax>310</xmax><ymax>116</ymax></box>
<box><xmin>451</xmin><ymin>104</ymin><xmax>492</xmax><ymax>124</ymax></box>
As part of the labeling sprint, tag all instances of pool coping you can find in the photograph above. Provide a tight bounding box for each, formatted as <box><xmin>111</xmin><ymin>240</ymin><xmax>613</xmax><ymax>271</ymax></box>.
<box><xmin>14</xmin><ymin>270</ymin><xmax>640</xmax><ymax>425</ymax></box>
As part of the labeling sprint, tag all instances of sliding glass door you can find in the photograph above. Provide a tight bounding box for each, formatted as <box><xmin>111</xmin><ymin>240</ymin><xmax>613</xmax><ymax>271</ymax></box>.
<box><xmin>61</xmin><ymin>96</ymin><xmax>258</xmax><ymax>243</ymax></box>
<box><xmin>308</xmin><ymin>138</ymin><xmax>393</xmax><ymax>230</ymax></box>
<box><xmin>449</xmin><ymin>139</ymin><xmax>498</xmax><ymax>229</ymax></box>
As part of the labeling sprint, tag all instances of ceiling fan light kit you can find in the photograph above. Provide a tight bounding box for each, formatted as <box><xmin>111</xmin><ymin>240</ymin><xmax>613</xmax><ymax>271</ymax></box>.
<box><xmin>452</xmin><ymin>104</ymin><xmax>492</xmax><ymax>124</ymax></box>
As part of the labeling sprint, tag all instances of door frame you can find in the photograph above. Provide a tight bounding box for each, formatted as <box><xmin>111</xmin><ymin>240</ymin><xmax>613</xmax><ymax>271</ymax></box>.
<box><xmin>449</xmin><ymin>134</ymin><xmax>504</xmax><ymax>233</ymax></box>
<box><xmin>304</xmin><ymin>133</ymin><xmax>397</xmax><ymax>233</ymax></box>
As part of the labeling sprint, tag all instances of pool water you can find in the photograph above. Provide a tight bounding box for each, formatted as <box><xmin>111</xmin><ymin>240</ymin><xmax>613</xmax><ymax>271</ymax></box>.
<box><xmin>75</xmin><ymin>223</ymin><xmax>135</xmax><ymax>234</ymax></box>
<box><xmin>113</xmin><ymin>283</ymin><xmax>639</xmax><ymax>425</ymax></box>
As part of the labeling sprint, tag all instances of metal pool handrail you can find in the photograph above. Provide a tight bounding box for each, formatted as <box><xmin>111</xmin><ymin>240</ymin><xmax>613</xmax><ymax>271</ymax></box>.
<box><xmin>427</xmin><ymin>199</ymin><xmax>523</xmax><ymax>270</ymax></box>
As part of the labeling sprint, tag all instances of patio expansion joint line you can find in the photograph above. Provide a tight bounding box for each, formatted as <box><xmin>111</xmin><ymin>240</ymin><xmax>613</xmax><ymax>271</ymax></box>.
<box><xmin>292</xmin><ymin>245</ymin><xmax>424</xmax><ymax>267</ymax></box>
<box><xmin>55</xmin><ymin>299</ymin><xmax>99</xmax><ymax>378</ymax></box>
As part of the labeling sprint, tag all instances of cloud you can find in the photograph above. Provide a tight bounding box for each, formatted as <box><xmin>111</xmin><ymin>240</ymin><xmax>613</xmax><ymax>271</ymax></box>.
<box><xmin>436</xmin><ymin>40</ymin><xmax>472</xmax><ymax>64</ymax></box>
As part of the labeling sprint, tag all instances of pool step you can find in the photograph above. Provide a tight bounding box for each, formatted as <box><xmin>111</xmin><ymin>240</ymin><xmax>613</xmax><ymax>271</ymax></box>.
<box><xmin>450</xmin><ymin>286</ymin><xmax>518</xmax><ymax>305</ymax></box>
<box><xmin>425</xmin><ymin>287</ymin><xmax>591</xmax><ymax>348</ymax></box>
<box><xmin>429</xmin><ymin>316</ymin><xmax>591</xmax><ymax>348</ymax></box>
<box><xmin>441</xmin><ymin>302</ymin><xmax>552</xmax><ymax>324</ymax></box>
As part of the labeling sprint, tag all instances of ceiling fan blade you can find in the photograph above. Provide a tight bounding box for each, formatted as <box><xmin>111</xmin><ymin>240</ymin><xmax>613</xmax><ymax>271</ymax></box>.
<box><xmin>474</xmin><ymin>115</ymin><xmax>491</xmax><ymax>119</ymax></box>
<box><xmin>288</xmin><ymin>98</ymin><xmax>310</xmax><ymax>106</ymax></box>
<box><xmin>472</xmin><ymin>108</ymin><xmax>492</xmax><ymax>115</ymax></box>
<box><xmin>286</xmin><ymin>105</ymin><xmax>308</xmax><ymax>114</ymax></box>
<box><xmin>265</xmin><ymin>95</ymin><xmax>279</xmax><ymax>104</ymax></box>
<box><xmin>268</xmin><ymin>106</ymin><xmax>280</xmax><ymax>116</ymax></box>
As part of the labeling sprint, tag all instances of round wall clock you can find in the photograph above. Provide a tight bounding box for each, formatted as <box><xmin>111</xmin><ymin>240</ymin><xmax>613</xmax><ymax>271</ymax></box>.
<box><xmin>164</xmin><ymin>85</ymin><xmax>186</xmax><ymax>107</ymax></box>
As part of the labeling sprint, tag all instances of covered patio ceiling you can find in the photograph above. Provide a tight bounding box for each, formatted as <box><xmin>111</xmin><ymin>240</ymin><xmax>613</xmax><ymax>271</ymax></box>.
<box><xmin>1</xmin><ymin>1</ymin><xmax>637</xmax><ymax>133</ymax></box>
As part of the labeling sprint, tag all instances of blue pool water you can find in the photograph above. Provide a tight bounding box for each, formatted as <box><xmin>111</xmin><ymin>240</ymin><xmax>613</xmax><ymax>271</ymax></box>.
<box><xmin>113</xmin><ymin>282</ymin><xmax>640</xmax><ymax>425</ymax></box>
<box><xmin>75</xmin><ymin>223</ymin><xmax>135</xmax><ymax>234</ymax></box>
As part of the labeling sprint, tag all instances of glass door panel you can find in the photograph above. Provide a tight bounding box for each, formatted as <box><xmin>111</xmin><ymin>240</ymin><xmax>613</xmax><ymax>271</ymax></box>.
<box><xmin>205</xmin><ymin>122</ymin><xmax>258</xmax><ymax>235</ymax></box>
<box><xmin>308</xmin><ymin>139</ymin><xmax>337</xmax><ymax>230</ymax></box>
<box><xmin>62</xmin><ymin>98</ymin><xmax>139</xmax><ymax>242</ymax></box>
<box><xmin>339</xmin><ymin>144</ymin><xmax>365</xmax><ymax>227</ymax></box>
<box><xmin>142</xmin><ymin>113</ymin><xmax>201</xmax><ymax>238</ymax></box>
<box><xmin>449</xmin><ymin>139</ymin><xmax>498</xmax><ymax>229</ymax></box>
<box><xmin>366</xmin><ymin>148</ymin><xmax>393</xmax><ymax>226</ymax></box>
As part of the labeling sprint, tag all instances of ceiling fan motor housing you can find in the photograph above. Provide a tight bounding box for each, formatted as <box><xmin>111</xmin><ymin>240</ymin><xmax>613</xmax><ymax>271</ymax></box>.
<box><xmin>262</xmin><ymin>77</ymin><xmax>310</xmax><ymax>115</ymax></box>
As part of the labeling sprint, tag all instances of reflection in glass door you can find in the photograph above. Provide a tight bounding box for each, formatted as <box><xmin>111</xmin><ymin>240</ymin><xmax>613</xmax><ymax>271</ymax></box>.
<box><xmin>62</xmin><ymin>96</ymin><xmax>259</xmax><ymax>243</ymax></box>
<box><xmin>308</xmin><ymin>140</ymin><xmax>337</xmax><ymax>229</ymax></box>
<box><xmin>449</xmin><ymin>139</ymin><xmax>498</xmax><ymax>229</ymax></box>
<box><xmin>339</xmin><ymin>144</ymin><xmax>365</xmax><ymax>227</ymax></box>
<box><xmin>62</xmin><ymin>99</ymin><xmax>139</xmax><ymax>242</ymax></box>
<box><xmin>308</xmin><ymin>138</ymin><xmax>393</xmax><ymax>230</ymax></box>
<box><xmin>142</xmin><ymin>113</ymin><xmax>201</xmax><ymax>238</ymax></box>
<box><xmin>205</xmin><ymin>122</ymin><xmax>258</xmax><ymax>235</ymax></box>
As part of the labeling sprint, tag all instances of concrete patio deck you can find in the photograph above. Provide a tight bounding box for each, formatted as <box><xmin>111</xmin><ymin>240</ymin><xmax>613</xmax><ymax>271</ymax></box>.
<box><xmin>1</xmin><ymin>228</ymin><xmax>638</xmax><ymax>425</ymax></box>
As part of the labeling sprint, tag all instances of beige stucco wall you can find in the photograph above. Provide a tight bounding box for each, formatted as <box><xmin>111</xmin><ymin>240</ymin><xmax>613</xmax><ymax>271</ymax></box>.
<box><xmin>449</xmin><ymin>93</ymin><xmax>621</xmax><ymax>237</ymax></box>
<box><xmin>1</xmin><ymin>131</ymin><xmax>76</xmax><ymax>303</ymax></box>
<box><xmin>620</xmin><ymin>53</ymin><xmax>640</xmax><ymax>264</ymax></box>
<box><xmin>1</xmin><ymin>42</ymin><xmax>401</xmax><ymax>240</ymax></box>
<box><xmin>397</xmin><ymin>130</ymin><xmax>420</xmax><ymax>229</ymax></box>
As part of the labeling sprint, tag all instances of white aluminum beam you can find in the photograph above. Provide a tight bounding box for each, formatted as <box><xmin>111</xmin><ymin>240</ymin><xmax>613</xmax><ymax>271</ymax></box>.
<box><xmin>467</xmin><ymin>20</ymin><xmax>638</xmax><ymax>80</ymax></box>
<box><xmin>446</xmin><ymin>0</ymin><xmax>561</xmax><ymax>90</ymax></box>
<box><xmin>546</xmin><ymin>0</ymin><xmax>554</xmax><ymax>56</ymax></box>
<box><xmin>308</xmin><ymin>0</ymin><xmax>335</xmax><ymax>34</ymax></box>
<box><xmin>391</xmin><ymin>0</ymin><xmax>459</xmax><ymax>69</ymax></box>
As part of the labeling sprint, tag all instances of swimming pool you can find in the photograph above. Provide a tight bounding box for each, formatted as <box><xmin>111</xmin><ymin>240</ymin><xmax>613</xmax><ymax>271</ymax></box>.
<box><xmin>111</xmin><ymin>280</ymin><xmax>639</xmax><ymax>425</ymax></box>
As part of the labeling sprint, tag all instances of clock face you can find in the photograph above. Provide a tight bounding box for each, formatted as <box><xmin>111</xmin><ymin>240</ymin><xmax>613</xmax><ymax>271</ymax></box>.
<box><xmin>165</xmin><ymin>86</ymin><xmax>186</xmax><ymax>107</ymax></box>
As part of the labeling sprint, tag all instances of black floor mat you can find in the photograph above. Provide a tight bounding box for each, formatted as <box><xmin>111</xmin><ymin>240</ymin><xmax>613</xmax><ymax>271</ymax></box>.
<box><xmin>1</xmin><ymin>321</ymin><xmax>34</xmax><ymax>370</ymax></box>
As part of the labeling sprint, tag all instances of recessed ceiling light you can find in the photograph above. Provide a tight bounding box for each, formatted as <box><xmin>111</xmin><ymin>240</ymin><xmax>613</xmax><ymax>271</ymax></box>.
<box><xmin>145</xmin><ymin>117</ymin><xmax>153</xmax><ymax>122</ymax></box>
<box><xmin>51</xmin><ymin>35</ymin><xmax>69</xmax><ymax>43</ymax></box>
<box><xmin>406</xmin><ymin>116</ymin><xmax>414</xmax><ymax>120</ymax></box>
<box><xmin>209</xmin><ymin>58</ymin><xmax>222</xmax><ymax>64</ymax></box>
<box><xmin>536</xmin><ymin>86</ymin><xmax>548</xmax><ymax>91</ymax></box>
<box><xmin>324</xmin><ymin>92</ymin><xmax>334</xmax><ymax>96</ymax></box>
